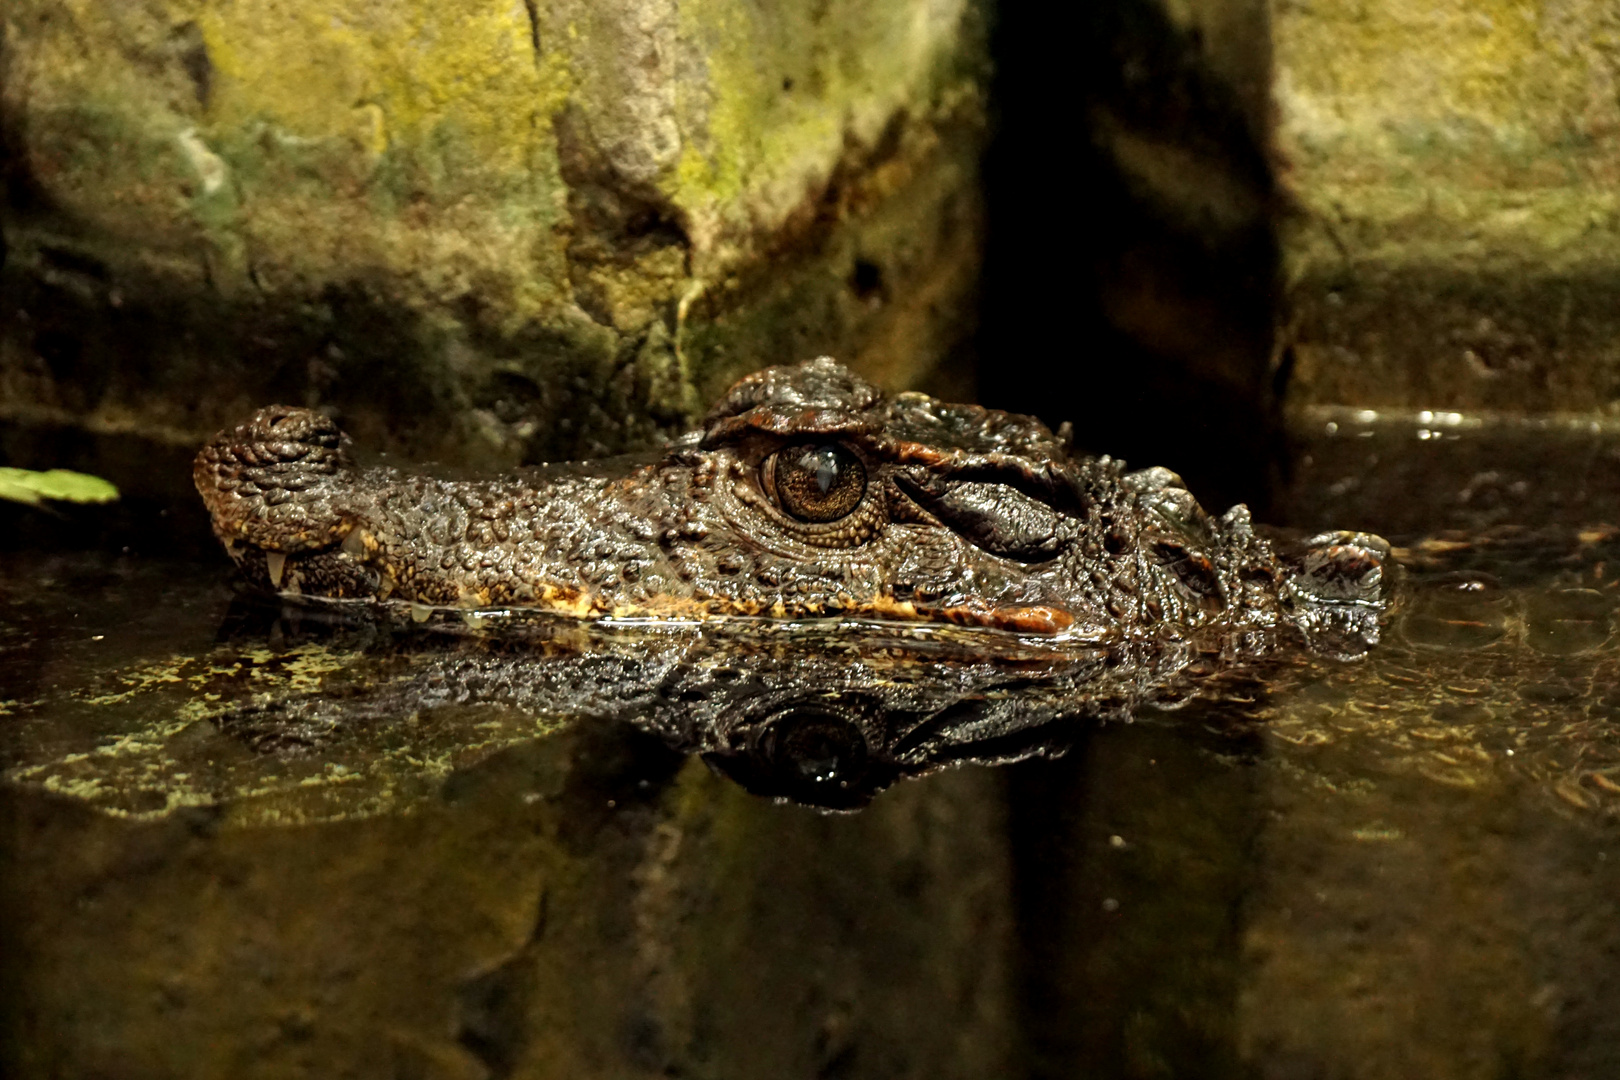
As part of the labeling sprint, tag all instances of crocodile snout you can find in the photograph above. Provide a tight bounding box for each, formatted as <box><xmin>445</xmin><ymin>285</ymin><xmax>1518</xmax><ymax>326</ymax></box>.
<box><xmin>194</xmin><ymin>406</ymin><xmax>355</xmax><ymax>554</ymax></box>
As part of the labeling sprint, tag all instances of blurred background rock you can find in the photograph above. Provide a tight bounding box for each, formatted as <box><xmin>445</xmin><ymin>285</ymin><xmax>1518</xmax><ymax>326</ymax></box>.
<box><xmin>1</xmin><ymin>0</ymin><xmax>988</xmax><ymax>468</ymax></box>
<box><xmin>6</xmin><ymin>0</ymin><xmax>1616</xmax><ymax>508</ymax></box>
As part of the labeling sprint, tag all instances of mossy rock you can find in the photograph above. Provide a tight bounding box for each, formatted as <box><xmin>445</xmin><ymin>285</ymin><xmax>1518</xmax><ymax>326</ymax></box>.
<box><xmin>1273</xmin><ymin>0</ymin><xmax>1620</xmax><ymax>410</ymax></box>
<box><xmin>0</xmin><ymin>0</ymin><xmax>989</xmax><ymax>466</ymax></box>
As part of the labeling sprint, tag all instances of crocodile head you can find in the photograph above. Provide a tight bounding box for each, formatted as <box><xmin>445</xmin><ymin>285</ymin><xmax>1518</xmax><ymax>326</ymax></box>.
<box><xmin>196</xmin><ymin>357</ymin><xmax>1390</xmax><ymax>657</ymax></box>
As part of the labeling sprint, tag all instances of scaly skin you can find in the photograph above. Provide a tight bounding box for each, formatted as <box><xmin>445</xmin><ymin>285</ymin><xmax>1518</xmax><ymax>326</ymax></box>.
<box><xmin>195</xmin><ymin>357</ymin><xmax>1390</xmax><ymax>656</ymax></box>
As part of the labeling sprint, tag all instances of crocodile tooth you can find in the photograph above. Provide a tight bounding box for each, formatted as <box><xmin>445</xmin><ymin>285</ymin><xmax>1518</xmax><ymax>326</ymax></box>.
<box><xmin>341</xmin><ymin>527</ymin><xmax>367</xmax><ymax>558</ymax></box>
<box><xmin>266</xmin><ymin>552</ymin><xmax>286</xmax><ymax>588</ymax></box>
<box><xmin>463</xmin><ymin>611</ymin><xmax>486</xmax><ymax>630</ymax></box>
<box><xmin>375</xmin><ymin>576</ymin><xmax>395</xmax><ymax>600</ymax></box>
<box><xmin>410</xmin><ymin>603</ymin><xmax>432</xmax><ymax>623</ymax></box>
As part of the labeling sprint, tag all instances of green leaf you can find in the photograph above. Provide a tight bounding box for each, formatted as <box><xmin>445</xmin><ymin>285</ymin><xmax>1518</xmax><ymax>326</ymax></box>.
<box><xmin>0</xmin><ymin>468</ymin><xmax>121</xmax><ymax>507</ymax></box>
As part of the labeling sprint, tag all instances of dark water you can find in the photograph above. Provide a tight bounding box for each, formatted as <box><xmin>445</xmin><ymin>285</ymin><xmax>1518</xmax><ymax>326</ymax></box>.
<box><xmin>6</xmin><ymin>412</ymin><xmax>1620</xmax><ymax>1079</ymax></box>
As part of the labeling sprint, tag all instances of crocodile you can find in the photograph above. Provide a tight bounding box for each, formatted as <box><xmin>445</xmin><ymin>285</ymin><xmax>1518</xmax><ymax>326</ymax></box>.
<box><xmin>195</xmin><ymin>357</ymin><xmax>1390</xmax><ymax>659</ymax></box>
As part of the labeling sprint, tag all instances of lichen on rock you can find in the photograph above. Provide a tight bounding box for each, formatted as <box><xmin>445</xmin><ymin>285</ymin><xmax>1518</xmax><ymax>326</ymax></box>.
<box><xmin>1273</xmin><ymin>0</ymin><xmax>1620</xmax><ymax>410</ymax></box>
<box><xmin>0</xmin><ymin>0</ymin><xmax>989</xmax><ymax>467</ymax></box>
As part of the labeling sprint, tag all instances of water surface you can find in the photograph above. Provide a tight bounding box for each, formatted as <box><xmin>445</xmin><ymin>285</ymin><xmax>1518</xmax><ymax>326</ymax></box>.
<box><xmin>5</xmin><ymin>411</ymin><xmax>1620</xmax><ymax>1079</ymax></box>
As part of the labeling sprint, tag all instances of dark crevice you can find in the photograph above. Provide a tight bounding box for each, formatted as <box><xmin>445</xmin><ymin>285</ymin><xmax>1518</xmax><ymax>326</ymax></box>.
<box><xmin>171</xmin><ymin>22</ymin><xmax>213</xmax><ymax>107</ymax></box>
<box><xmin>37</xmin><ymin>245</ymin><xmax>111</xmax><ymax>283</ymax></box>
<box><xmin>849</xmin><ymin>258</ymin><xmax>885</xmax><ymax>302</ymax></box>
<box><xmin>1270</xmin><ymin>340</ymin><xmax>1297</xmax><ymax>401</ymax></box>
<box><xmin>0</xmin><ymin>88</ymin><xmax>57</xmax><ymax>220</ymax></box>
<box><xmin>522</xmin><ymin>0</ymin><xmax>541</xmax><ymax>64</ymax></box>
<box><xmin>976</xmin><ymin>0</ymin><xmax>1281</xmax><ymax>515</ymax></box>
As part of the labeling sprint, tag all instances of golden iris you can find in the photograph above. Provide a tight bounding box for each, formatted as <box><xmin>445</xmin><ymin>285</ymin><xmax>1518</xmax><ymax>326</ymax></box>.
<box><xmin>772</xmin><ymin>443</ymin><xmax>866</xmax><ymax>523</ymax></box>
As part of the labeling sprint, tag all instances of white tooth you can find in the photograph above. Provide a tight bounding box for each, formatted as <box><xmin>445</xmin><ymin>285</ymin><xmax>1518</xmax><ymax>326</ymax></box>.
<box><xmin>463</xmin><ymin>611</ymin><xmax>486</xmax><ymax>630</ymax></box>
<box><xmin>376</xmin><ymin>576</ymin><xmax>395</xmax><ymax>600</ymax></box>
<box><xmin>266</xmin><ymin>552</ymin><xmax>286</xmax><ymax>588</ymax></box>
<box><xmin>410</xmin><ymin>603</ymin><xmax>432</xmax><ymax>623</ymax></box>
<box><xmin>341</xmin><ymin>528</ymin><xmax>367</xmax><ymax>558</ymax></box>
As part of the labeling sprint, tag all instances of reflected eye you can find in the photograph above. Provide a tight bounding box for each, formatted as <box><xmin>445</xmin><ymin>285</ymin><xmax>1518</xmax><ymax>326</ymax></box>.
<box><xmin>770</xmin><ymin>443</ymin><xmax>866</xmax><ymax>523</ymax></box>
<box><xmin>758</xmin><ymin>710</ymin><xmax>870</xmax><ymax>789</ymax></box>
<box><xmin>703</xmin><ymin>702</ymin><xmax>895</xmax><ymax>810</ymax></box>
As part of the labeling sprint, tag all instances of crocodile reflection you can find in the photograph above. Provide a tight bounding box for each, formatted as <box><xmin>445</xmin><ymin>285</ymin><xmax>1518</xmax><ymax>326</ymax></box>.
<box><xmin>210</xmin><ymin>610</ymin><xmax>1268</xmax><ymax>810</ymax></box>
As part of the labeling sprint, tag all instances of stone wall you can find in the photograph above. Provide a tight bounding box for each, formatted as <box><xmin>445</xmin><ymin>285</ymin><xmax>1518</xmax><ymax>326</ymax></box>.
<box><xmin>979</xmin><ymin>0</ymin><xmax>1620</xmax><ymax>472</ymax></box>
<box><xmin>1274</xmin><ymin>0</ymin><xmax>1620</xmax><ymax>411</ymax></box>
<box><xmin>0</xmin><ymin>0</ymin><xmax>988</xmax><ymax>465</ymax></box>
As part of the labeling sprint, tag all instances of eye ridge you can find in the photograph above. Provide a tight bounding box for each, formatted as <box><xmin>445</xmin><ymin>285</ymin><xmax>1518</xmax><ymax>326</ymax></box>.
<box><xmin>770</xmin><ymin>442</ymin><xmax>867</xmax><ymax>523</ymax></box>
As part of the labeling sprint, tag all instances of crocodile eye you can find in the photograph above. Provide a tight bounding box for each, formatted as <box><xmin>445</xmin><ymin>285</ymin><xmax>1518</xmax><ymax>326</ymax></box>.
<box><xmin>770</xmin><ymin>443</ymin><xmax>866</xmax><ymax>523</ymax></box>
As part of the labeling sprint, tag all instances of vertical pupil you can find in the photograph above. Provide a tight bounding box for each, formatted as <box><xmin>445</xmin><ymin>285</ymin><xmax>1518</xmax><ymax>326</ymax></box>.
<box><xmin>799</xmin><ymin>446</ymin><xmax>839</xmax><ymax>493</ymax></box>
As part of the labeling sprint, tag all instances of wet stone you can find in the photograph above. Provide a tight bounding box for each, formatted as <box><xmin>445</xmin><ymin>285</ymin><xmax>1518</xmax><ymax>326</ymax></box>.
<box><xmin>1518</xmin><ymin>679</ymin><xmax>1585</xmax><ymax>705</ymax></box>
<box><xmin>1429</xmin><ymin>701</ymin><xmax>1495</xmax><ymax>726</ymax></box>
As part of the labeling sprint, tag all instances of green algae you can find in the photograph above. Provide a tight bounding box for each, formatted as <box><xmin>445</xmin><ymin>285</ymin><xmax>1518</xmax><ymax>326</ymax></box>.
<box><xmin>5</xmin><ymin>640</ymin><xmax>574</xmax><ymax>826</ymax></box>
